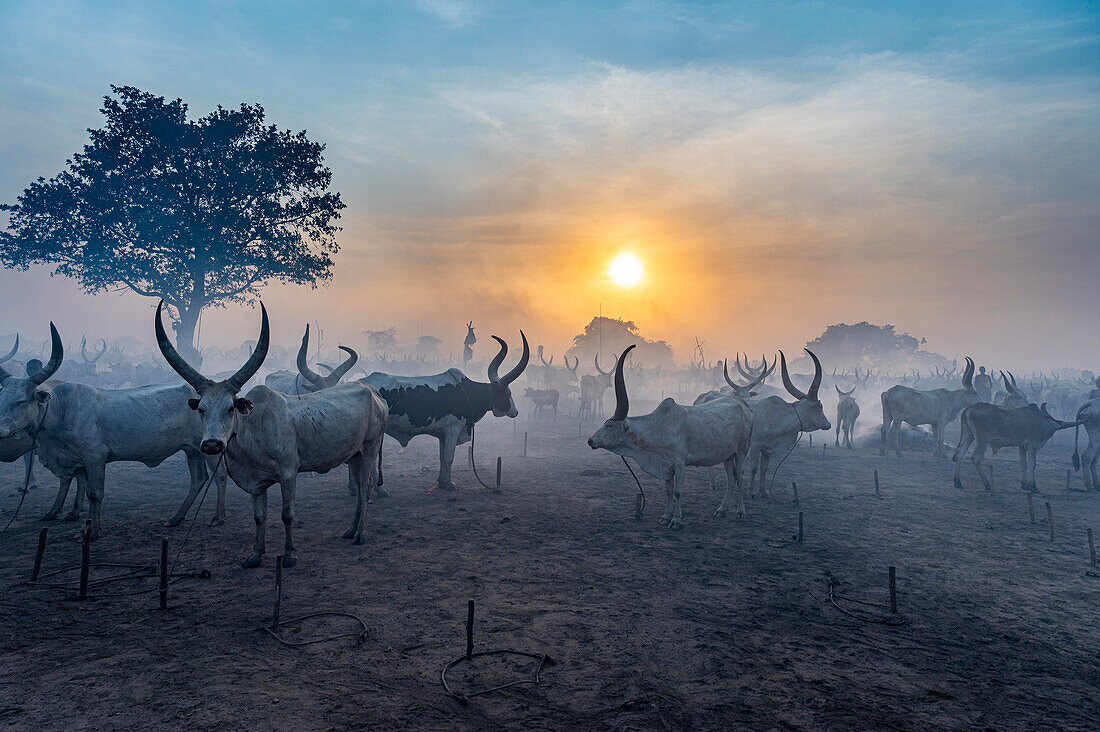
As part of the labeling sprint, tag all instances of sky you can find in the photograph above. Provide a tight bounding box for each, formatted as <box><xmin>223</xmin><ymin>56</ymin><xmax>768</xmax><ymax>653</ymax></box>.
<box><xmin>0</xmin><ymin>0</ymin><xmax>1098</xmax><ymax>368</ymax></box>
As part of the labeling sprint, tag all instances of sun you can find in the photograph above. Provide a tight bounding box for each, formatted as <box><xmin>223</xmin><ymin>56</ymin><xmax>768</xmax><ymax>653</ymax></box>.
<box><xmin>608</xmin><ymin>252</ymin><xmax>644</xmax><ymax>288</ymax></box>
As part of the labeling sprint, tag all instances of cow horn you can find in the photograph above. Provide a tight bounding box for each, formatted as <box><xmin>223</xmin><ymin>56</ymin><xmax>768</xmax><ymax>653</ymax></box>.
<box><xmin>1000</xmin><ymin>371</ymin><xmax>1014</xmax><ymax>394</ymax></box>
<box><xmin>80</xmin><ymin>336</ymin><xmax>90</xmax><ymax>363</ymax></box>
<box><xmin>227</xmin><ymin>304</ymin><xmax>269</xmax><ymax>391</ymax></box>
<box><xmin>962</xmin><ymin>357</ymin><xmax>975</xmax><ymax>392</ymax></box>
<box><xmin>156</xmin><ymin>301</ymin><xmax>212</xmax><ymax>391</ymax></box>
<box><xmin>0</xmin><ymin>334</ymin><xmax>17</xmax><ymax>365</ymax></box>
<box><xmin>30</xmin><ymin>324</ymin><xmax>64</xmax><ymax>386</ymax></box>
<box><xmin>297</xmin><ymin>325</ymin><xmax>324</xmax><ymax>385</ymax></box>
<box><xmin>735</xmin><ymin>353</ymin><xmax>754</xmax><ymax>380</ymax></box>
<box><xmin>1008</xmin><ymin>371</ymin><xmax>1018</xmax><ymax>389</ymax></box>
<box><xmin>779</xmin><ymin>351</ymin><xmax>806</xmax><ymax>400</ymax></box>
<box><xmin>317</xmin><ymin>363</ymin><xmax>334</xmax><ymax>373</ymax></box>
<box><xmin>805</xmin><ymin>348</ymin><xmax>823</xmax><ymax>399</ymax></box>
<box><xmin>499</xmin><ymin>331</ymin><xmax>529</xmax><ymax>385</ymax></box>
<box><xmin>594</xmin><ymin>352</ymin><xmax>611</xmax><ymax>376</ymax></box>
<box><xmin>762</xmin><ymin>354</ymin><xmax>776</xmax><ymax>377</ymax></box>
<box><xmin>331</xmin><ymin>346</ymin><xmax>359</xmax><ymax>381</ymax></box>
<box><xmin>612</xmin><ymin>344</ymin><xmax>636</xmax><ymax>420</ymax></box>
<box><xmin>488</xmin><ymin>335</ymin><xmax>508</xmax><ymax>383</ymax></box>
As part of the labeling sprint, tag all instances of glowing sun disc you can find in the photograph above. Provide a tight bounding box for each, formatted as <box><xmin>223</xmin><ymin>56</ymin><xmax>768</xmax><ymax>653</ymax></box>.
<box><xmin>609</xmin><ymin>253</ymin><xmax>644</xmax><ymax>287</ymax></box>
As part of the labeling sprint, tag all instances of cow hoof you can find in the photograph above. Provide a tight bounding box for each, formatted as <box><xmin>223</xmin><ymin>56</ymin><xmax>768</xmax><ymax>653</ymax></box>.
<box><xmin>281</xmin><ymin>554</ymin><xmax>297</xmax><ymax>568</ymax></box>
<box><xmin>342</xmin><ymin>527</ymin><xmax>355</xmax><ymax>540</ymax></box>
<box><xmin>737</xmin><ymin>511</ymin><xmax>745</xmax><ymax>519</ymax></box>
<box><xmin>668</xmin><ymin>519</ymin><xmax>683</xmax><ymax>530</ymax></box>
<box><xmin>242</xmin><ymin>553</ymin><xmax>263</xmax><ymax>569</ymax></box>
<box><xmin>164</xmin><ymin>517</ymin><xmax>182</xmax><ymax>528</ymax></box>
<box><xmin>657</xmin><ymin>516</ymin><xmax>669</xmax><ymax>526</ymax></box>
<box><xmin>714</xmin><ymin>508</ymin><xmax>727</xmax><ymax>518</ymax></box>
<box><xmin>41</xmin><ymin>512</ymin><xmax>58</xmax><ymax>521</ymax></box>
<box><xmin>209</xmin><ymin>517</ymin><xmax>225</xmax><ymax>527</ymax></box>
<box><xmin>62</xmin><ymin>512</ymin><xmax>80</xmax><ymax>522</ymax></box>
<box><xmin>374</xmin><ymin>487</ymin><xmax>389</xmax><ymax>498</ymax></box>
<box><xmin>953</xmin><ymin>479</ymin><xmax>963</xmax><ymax>489</ymax></box>
<box><xmin>352</xmin><ymin>533</ymin><xmax>367</xmax><ymax>546</ymax></box>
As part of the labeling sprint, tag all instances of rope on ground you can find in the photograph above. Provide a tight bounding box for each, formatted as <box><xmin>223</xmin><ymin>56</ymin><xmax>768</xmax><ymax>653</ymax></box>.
<box><xmin>467</xmin><ymin>427</ymin><xmax>497</xmax><ymax>491</ymax></box>
<box><xmin>620</xmin><ymin>456</ymin><xmax>645</xmax><ymax>516</ymax></box>
<box><xmin>807</xmin><ymin>577</ymin><xmax>905</xmax><ymax>627</ymax></box>
<box><xmin>0</xmin><ymin>450</ymin><xmax>36</xmax><ymax>535</ymax></box>
<box><xmin>261</xmin><ymin>612</ymin><xmax>368</xmax><ymax>647</ymax></box>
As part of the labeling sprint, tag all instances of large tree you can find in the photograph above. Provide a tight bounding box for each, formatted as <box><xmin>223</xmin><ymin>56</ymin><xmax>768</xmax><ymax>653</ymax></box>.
<box><xmin>805</xmin><ymin>321</ymin><xmax>936</xmax><ymax>371</ymax></box>
<box><xmin>566</xmin><ymin>316</ymin><xmax>675</xmax><ymax>368</ymax></box>
<box><xmin>0</xmin><ymin>86</ymin><xmax>344</xmax><ymax>362</ymax></box>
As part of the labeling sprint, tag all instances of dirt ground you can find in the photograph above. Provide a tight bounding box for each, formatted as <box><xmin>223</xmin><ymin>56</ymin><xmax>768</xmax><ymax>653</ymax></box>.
<box><xmin>1</xmin><ymin>402</ymin><xmax>1098</xmax><ymax>730</ymax></box>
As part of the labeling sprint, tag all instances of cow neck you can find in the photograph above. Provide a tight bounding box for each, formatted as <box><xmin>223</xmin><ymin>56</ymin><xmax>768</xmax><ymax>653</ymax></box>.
<box><xmin>458</xmin><ymin>379</ymin><xmax>494</xmax><ymax>425</ymax></box>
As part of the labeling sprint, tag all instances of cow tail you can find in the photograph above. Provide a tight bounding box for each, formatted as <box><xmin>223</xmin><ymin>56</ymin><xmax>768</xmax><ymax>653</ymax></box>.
<box><xmin>377</xmin><ymin>440</ymin><xmax>384</xmax><ymax>487</ymax></box>
<box><xmin>1072</xmin><ymin>425</ymin><xmax>1080</xmax><ymax>471</ymax></box>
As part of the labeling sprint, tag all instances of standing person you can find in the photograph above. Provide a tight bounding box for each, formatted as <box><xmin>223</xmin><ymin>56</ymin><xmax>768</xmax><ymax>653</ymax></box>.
<box><xmin>974</xmin><ymin>365</ymin><xmax>993</xmax><ymax>403</ymax></box>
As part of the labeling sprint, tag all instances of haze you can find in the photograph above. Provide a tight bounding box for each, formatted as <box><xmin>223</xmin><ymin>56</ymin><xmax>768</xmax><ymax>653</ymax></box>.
<box><xmin>1</xmin><ymin>1</ymin><xmax>1097</xmax><ymax>369</ymax></box>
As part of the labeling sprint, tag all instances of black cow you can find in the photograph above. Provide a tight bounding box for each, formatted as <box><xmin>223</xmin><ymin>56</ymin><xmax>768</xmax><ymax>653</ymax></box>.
<box><xmin>361</xmin><ymin>332</ymin><xmax>529</xmax><ymax>490</ymax></box>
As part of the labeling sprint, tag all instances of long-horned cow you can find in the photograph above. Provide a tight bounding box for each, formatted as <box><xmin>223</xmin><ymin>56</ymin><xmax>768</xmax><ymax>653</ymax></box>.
<box><xmin>579</xmin><ymin>353</ymin><xmax>616</xmax><ymax>421</ymax></box>
<box><xmin>588</xmin><ymin>346</ymin><xmax>754</xmax><ymax>527</ymax></box>
<box><xmin>0</xmin><ymin>325</ymin><xmax>228</xmax><ymax>539</ymax></box>
<box><xmin>834</xmin><ymin>384</ymin><xmax>859</xmax><ymax>449</ymax></box>
<box><xmin>952</xmin><ymin>402</ymin><xmax>1079</xmax><ymax>492</ymax></box>
<box><xmin>880</xmin><ymin>357</ymin><xmax>978</xmax><ymax>458</ymax></box>
<box><xmin>265</xmin><ymin>324</ymin><xmax>358</xmax><ymax>395</ymax></box>
<box><xmin>156</xmin><ymin>302</ymin><xmax>388</xmax><ymax>568</ymax></box>
<box><xmin>360</xmin><ymin>332</ymin><xmax>529</xmax><ymax>491</ymax></box>
<box><xmin>742</xmin><ymin>349</ymin><xmax>832</xmax><ymax>497</ymax></box>
<box><xmin>1076</xmin><ymin>399</ymin><xmax>1100</xmax><ymax>492</ymax></box>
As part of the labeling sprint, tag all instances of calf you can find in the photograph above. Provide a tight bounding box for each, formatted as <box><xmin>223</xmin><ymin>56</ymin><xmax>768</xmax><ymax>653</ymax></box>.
<box><xmin>524</xmin><ymin>387</ymin><xmax>559</xmax><ymax>422</ymax></box>
<box><xmin>834</xmin><ymin>385</ymin><xmax>859</xmax><ymax>449</ymax></box>
<box><xmin>156</xmin><ymin>302</ymin><xmax>388</xmax><ymax>568</ymax></box>
<box><xmin>953</xmin><ymin>402</ymin><xmax>1079</xmax><ymax>492</ymax></box>
<box><xmin>588</xmin><ymin>346</ymin><xmax>754</xmax><ymax>527</ymax></box>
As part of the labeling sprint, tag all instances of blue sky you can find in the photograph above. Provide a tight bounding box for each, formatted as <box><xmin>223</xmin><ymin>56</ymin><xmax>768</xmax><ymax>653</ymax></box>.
<box><xmin>1</xmin><ymin>1</ymin><xmax>1098</xmax><ymax>366</ymax></box>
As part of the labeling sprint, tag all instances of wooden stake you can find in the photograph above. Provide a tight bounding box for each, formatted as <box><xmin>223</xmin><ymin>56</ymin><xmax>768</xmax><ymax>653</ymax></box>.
<box><xmin>273</xmin><ymin>557</ymin><xmax>283</xmax><ymax>629</ymax></box>
<box><xmin>791</xmin><ymin>481</ymin><xmax>799</xmax><ymax>506</ymax></box>
<box><xmin>1045</xmin><ymin>501</ymin><xmax>1054</xmax><ymax>542</ymax></box>
<box><xmin>874</xmin><ymin>470</ymin><xmax>881</xmax><ymax>499</ymax></box>
<box><xmin>1027</xmin><ymin>493</ymin><xmax>1034</xmax><ymax>524</ymax></box>
<box><xmin>1066</xmin><ymin>469</ymin><xmax>1072</xmax><ymax>496</ymax></box>
<box><xmin>809</xmin><ymin>434</ymin><xmax>813</xmax><ymax>448</ymax></box>
<box><xmin>159</xmin><ymin>538</ymin><xmax>169</xmax><ymax>611</ymax></box>
<box><xmin>990</xmin><ymin>464</ymin><xmax>995</xmax><ymax>492</ymax></box>
<box><xmin>523</xmin><ymin>432</ymin><xmax>528</xmax><ymax>457</ymax></box>
<box><xmin>798</xmin><ymin>512</ymin><xmax>804</xmax><ymax>544</ymax></box>
<box><xmin>822</xmin><ymin>444</ymin><xmax>826</xmax><ymax>459</ymax></box>
<box><xmin>465</xmin><ymin>599</ymin><xmax>475</xmax><ymax>660</ymax></box>
<box><xmin>31</xmin><ymin>528</ymin><xmax>47</xmax><ymax>583</ymax></box>
<box><xmin>888</xmin><ymin>566</ymin><xmax>897</xmax><ymax>615</ymax></box>
<box><xmin>1088</xmin><ymin>528</ymin><xmax>1095</xmax><ymax>568</ymax></box>
<box><xmin>75</xmin><ymin>521</ymin><xmax>93</xmax><ymax>599</ymax></box>
<box><xmin>494</xmin><ymin>457</ymin><xmax>502</xmax><ymax>493</ymax></box>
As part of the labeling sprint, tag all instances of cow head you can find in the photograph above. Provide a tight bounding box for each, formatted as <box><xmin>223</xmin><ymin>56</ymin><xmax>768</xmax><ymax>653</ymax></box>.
<box><xmin>295</xmin><ymin>324</ymin><xmax>358</xmax><ymax>392</ymax></box>
<box><xmin>835</xmin><ymin>384</ymin><xmax>856</xmax><ymax>398</ymax></box>
<box><xmin>564</xmin><ymin>356</ymin><xmax>579</xmax><ymax>381</ymax></box>
<box><xmin>779</xmin><ymin>348</ymin><xmax>832</xmax><ymax>432</ymax></box>
<box><xmin>1078</xmin><ymin>399</ymin><xmax>1099</xmax><ymax>427</ymax></box>
<box><xmin>155</xmin><ymin>301</ymin><xmax>269</xmax><ymax>455</ymax></box>
<box><xmin>722</xmin><ymin>357</ymin><xmax>767</xmax><ymax>398</ymax></box>
<box><xmin>588</xmin><ymin>345</ymin><xmax>637</xmax><ymax>451</ymax></box>
<box><xmin>486</xmin><ymin>332</ymin><xmax>530</xmax><ymax>418</ymax></box>
<box><xmin>0</xmin><ymin>325</ymin><xmax>62</xmax><ymax>439</ymax></box>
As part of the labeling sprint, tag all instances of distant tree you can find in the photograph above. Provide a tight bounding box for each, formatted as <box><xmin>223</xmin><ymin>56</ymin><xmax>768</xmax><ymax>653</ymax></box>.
<box><xmin>0</xmin><ymin>86</ymin><xmax>344</xmax><ymax>363</ymax></box>
<box><xmin>805</xmin><ymin>322</ymin><xmax>924</xmax><ymax>370</ymax></box>
<box><xmin>566</xmin><ymin>316</ymin><xmax>675</xmax><ymax>368</ymax></box>
<box><xmin>414</xmin><ymin>335</ymin><xmax>442</xmax><ymax>360</ymax></box>
<box><xmin>363</xmin><ymin>328</ymin><xmax>398</xmax><ymax>359</ymax></box>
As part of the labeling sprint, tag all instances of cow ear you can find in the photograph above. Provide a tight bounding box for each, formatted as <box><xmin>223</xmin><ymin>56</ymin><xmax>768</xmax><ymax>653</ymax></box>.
<box><xmin>188</xmin><ymin>398</ymin><xmax>200</xmax><ymax>411</ymax></box>
<box><xmin>234</xmin><ymin>398</ymin><xmax>255</xmax><ymax>415</ymax></box>
<box><xmin>34</xmin><ymin>391</ymin><xmax>52</xmax><ymax>405</ymax></box>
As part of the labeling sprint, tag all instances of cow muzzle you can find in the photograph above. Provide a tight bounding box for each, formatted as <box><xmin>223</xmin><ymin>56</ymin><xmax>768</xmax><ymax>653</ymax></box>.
<box><xmin>201</xmin><ymin>439</ymin><xmax>226</xmax><ymax>455</ymax></box>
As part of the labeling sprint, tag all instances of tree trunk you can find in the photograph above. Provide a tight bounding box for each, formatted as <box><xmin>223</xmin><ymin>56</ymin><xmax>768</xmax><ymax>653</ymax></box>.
<box><xmin>174</xmin><ymin>304</ymin><xmax>203</xmax><ymax>368</ymax></box>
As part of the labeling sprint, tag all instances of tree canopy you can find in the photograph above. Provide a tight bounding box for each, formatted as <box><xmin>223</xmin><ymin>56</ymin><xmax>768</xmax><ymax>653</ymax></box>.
<box><xmin>566</xmin><ymin>316</ymin><xmax>675</xmax><ymax>368</ymax></box>
<box><xmin>805</xmin><ymin>321</ymin><xmax>929</xmax><ymax>370</ymax></box>
<box><xmin>0</xmin><ymin>85</ymin><xmax>344</xmax><ymax>361</ymax></box>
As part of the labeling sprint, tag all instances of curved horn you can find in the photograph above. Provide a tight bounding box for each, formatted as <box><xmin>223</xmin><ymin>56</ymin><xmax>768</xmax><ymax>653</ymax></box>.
<box><xmin>1000</xmin><ymin>371</ymin><xmax>1016</xmax><ymax>394</ymax></box>
<box><xmin>1008</xmin><ymin>371</ymin><xmax>1018</xmax><ymax>390</ymax></box>
<box><xmin>735</xmin><ymin>353</ymin><xmax>755</xmax><ymax>380</ymax></box>
<box><xmin>331</xmin><ymin>345</ymin><xmax>359</xmax><ymax>381</ymax></box>
<box><xmin>80</xmin><ymin>335</ymin><xmax>90</xmax><ymax>363</ymax></box>
<box><xmin>500</xmin><ymin>331</ymin><xmax>529</xmax><ymax>385</ymax></box>
<box><xmin>763</xmin><ymin>354</ymin><xmax>777</xmax><ymax>377</ymax></box>
<box><xmin>779</xmin><ymin>351</ymin><xmax>807</xmax><ymax>400</ymax></box>
<box><xmin>0</xmin><ymin>334</ymin><xmax>17</xmax><ymax>365</ymax></box>
<box><xmin>90</xmin><ymin>338</ymin><xmax>106</xmax><ymax>364</ymax></box>
<box><xmin>962</xmin><ymin>357</ymin><xmax>975</xmax><ymax>392</ymax></box>
<box><xmin>594</xmin><ymin>352</ymin><xmax>611</xmax><ymax>376</ymax></box>
<box><xmin>565</xmin><ymin>356</ymin><xmax>579</xmax><ymax>375</ymax></box>
<box><xmin>805</xmin><ymin>348</ymin><xmax>823</xmax><ymax>399</ymax></box>
<box><xmin>155</xmin><ymin>301</ymin><xmax>211</xmax><ymax>392</ymax></box>
<box><xmin>227</xmin><ymin>304</ymin><xmax>269</xmax><ymax>391</ymax></box>
<box><xmin>725</xmin><ymin>358</ymin><xmax>765</xmax><ymax>393</ymax></box>
<box><xmin>296</xmin><ymin>325</ymin><xmax>323</xmax><ymax>385</ymax></box>
<box><xmin>31</xmin><ymin>323</ymin><xmax>64</xmax><ymax>386</ymax></box>
<box><xmin>317</xmin><ymin>363</ymin><xmax>335</xmax><ymax>373</ymax></box>
<box><xmin>547</xmin><ymin>355</ymin><xmax>553</xmax><ymax>366</ymax></box>
<box><xmin>487</xmin><ymin>335</ymin><xmax>508</xmax><ymax>383</ymax></box>
<box><xmin>612</xmin><ymin>344</ymin><xmax>637</xmax><ymax>420</ymax></box>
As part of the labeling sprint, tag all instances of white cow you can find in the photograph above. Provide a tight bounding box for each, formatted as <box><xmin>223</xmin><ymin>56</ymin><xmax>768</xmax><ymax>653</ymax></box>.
<box><xmin>265</xmin><ymin>324</ymin><xmax>358</xmax><ymax>395</ymax></box>
<box><xmin>834</xmin><ymin>384</ymin><xmax>859</xmax><ymax>449</ymax></box>
<box><xmin>1076</xmin><ymin>399</ymin><xmax>1100</xmax><ymax>492</ymax></box>
<box><xmin>156</xmin><ymin>302</ymin><xmax>388</xmax><ymax>568</ymax></box>
<box><xmin>880</xmin><ymin>357</ymin><xmax>978</xmax><ymax>458</ymax></box>
<box><xmin>588</xmin><ymin>346</ymin><xmax>754</xmax><ymax>527</ymax></box>
<box><xmin>0</xmin><ymin>325</ymin><xmax>228</xmax><ymax>539</ymax></box>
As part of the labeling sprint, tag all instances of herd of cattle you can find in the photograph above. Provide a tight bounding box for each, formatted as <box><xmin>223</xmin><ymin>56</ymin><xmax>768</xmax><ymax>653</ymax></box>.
<box><xmin>1</xmin><ymin>306</ymin><xmax>1098</xmax><ymax>567</ymax></box>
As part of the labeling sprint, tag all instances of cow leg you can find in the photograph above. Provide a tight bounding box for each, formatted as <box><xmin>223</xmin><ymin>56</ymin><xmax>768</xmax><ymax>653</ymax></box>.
<box><xmin>658</xmin><ymin>476</ymin><xmax>674</xmax><ymax>526</ymax></box>
<box><xmin>708</xmin><ymin>466</ymin><xmax>720</xmax><ymax>491</ymax></box>
<box><xmin>64</xmin><ymin>470</ymin><xmax>88</xmax><ymax>522</ymax></box>
<box><xmin>1027</xmin><ymin>446</ymin><xmax>1039</xmax><ymax>493</ymax></box>
<box><xmin>931</xmin><ymin>423</ymin><xmax>944</xmax><ymax>458</ymax></box>
<box><xmin>437</xmin><ymin>430</ymin><xmax>459</xmax><ymax>491</ymax></box>
<box><xmin>846</xmin><ymin>421</ymin><xmax>855</xmax><ymax>449</ymax></box>
<box><xmin>211</xmin><ymin>458</ymin><xmax>228</xmax><ymax>525</ymax></box>
<box><xmin>835</xmin><ymin>417</ymin><xmax>841</xmax><ymax>447</ymax></box>
<box><xmin>22</xmin><ymin>451</ymin><xmax>37</xmax><ymax>492</ymax></box>
<box><xmin>970</xmin><ymin>443</ymin><xmax>992</xmax><ymax>491</ymax></box>
<box><xmin>343</xmin><ymin>452</ymin><xmax>366</xmax><ymax>542</ymax></box>
<box><xmin>757</xmin><ymin>451</ymin><xmax>773</xmax><ymax>498</ymax></box>
<box><xmin>167</xmin><ymin>450</ymin><xmax>210</xmax><ymax>527</ymax></box>
<box><xmin>952</xmin><ymin>426</ymin><xmax>974</xmax><ymax>489</ymax></box>
<box><xmin>279</xmin><ymin>477</ymin><xmax>298</xmax><ymax>567</ymax></box>
<box><xmin>716</xmin><ymin>456</ymin><xmax>746</xmax><ymax>518</ymax></box>
<box><xmin>889</xmin><ymin>420</ymin><xmax>903</xmax><ymax>458</ymax></box>
<box><xmin>747</xmin><ymin>449</ymin><xmax>760</xmax><ymax>498</ymax></box>
<box><xmin>243</xmin><ymin>490</ymin><xmax>267</xmax><ymax>568</ymax></box>
<box><xmin>668</xmin><ymin>466</ymin><xmax>685</xmax><ymax>529</ymax></box>
<box><xmin>42</xmin><ymin>474</ymin><xmax>73</xmax><ymax>521</ymax></box>
<box><xmin>1086</xmin><ymin>438</ymin><xmax>1099</xmax><ymax>491</ymax></box>
<box><xmin>84</xmin><ymin>463</ymin><xmax>106</xmax><ymax>540</ymax></box>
